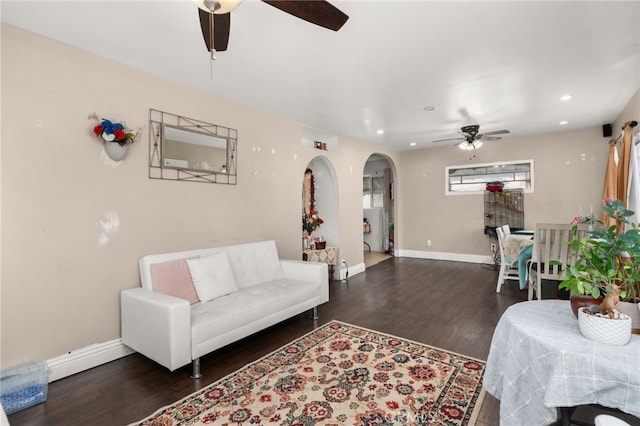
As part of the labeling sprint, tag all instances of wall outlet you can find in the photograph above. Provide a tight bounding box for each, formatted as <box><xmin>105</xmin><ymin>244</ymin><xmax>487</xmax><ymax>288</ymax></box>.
<box><xmin>491</xmin><ymin>243</ymin><xmax>497</xmax><ymax>253</ymax></box>
<box><xmin>427</xmin><ymin>240</ymin><xmax>432</xmax><ymax>247</ymax></box>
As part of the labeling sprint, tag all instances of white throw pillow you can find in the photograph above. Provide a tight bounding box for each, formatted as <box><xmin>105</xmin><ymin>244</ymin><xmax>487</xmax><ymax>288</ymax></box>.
<box><xmin>187</xmin><ymin>252</ymin><xmax>239</xmax><ymax>302</ymax></box>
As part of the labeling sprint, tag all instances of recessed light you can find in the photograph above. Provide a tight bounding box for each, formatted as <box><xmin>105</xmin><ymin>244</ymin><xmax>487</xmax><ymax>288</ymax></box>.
<box><xmin>423</xmin><ymin>106</ymin><xmax>436</xmax><ymax>111</ymax></box>
<box><xmin>559</xmin><ymin>121</ymin><xmax>568</xmax><ymax>125</ymax></box>
<box><xmin>410</xmin><ymin>142</ymin><xmax>417</xmax><ymax>146</ymax></box>
<box><xmin>376</xmin><ymin>129</ymin><xmax>384</xmax><ymax>135</ymax></box>
<box><xmin>560</xmin><ymin>95</ymin><xmax>572</xmax><ymax>101</ymax></box>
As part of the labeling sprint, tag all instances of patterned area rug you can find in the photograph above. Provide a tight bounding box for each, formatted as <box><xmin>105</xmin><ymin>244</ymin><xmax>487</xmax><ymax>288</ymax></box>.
<box><xmin>131</xmin><ymin>321</ymin><xmax>486</xmax><ymax>426</ymax></box>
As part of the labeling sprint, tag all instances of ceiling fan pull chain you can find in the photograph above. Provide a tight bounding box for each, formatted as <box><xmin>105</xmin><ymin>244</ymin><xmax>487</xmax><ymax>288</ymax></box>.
<box><xmin>210</xmin><ymin>12</ymin><xmax>216</xmax><ymax>61</ymax></box>
<box><xmin>209</xmin><ymin>11</ymin><xmax>216</xmax><ymax>79</ymax></box>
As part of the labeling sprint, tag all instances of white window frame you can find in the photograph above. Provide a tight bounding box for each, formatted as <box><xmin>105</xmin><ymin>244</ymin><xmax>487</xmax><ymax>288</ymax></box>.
<box><xmin>363</xmin><ymin>176</ymin><xmax>385</xmax><ymax>208</ymax></box>
<box><xmin>445</xmin><ymin>159</ymin><xmax>535</xmax><ymax>195</ymax></box>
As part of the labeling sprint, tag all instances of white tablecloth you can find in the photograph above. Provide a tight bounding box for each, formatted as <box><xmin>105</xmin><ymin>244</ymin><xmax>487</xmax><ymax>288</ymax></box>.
<box><xmin>483</xmin><ymin>300</ymin><xmax>640</xmax><ymax>426</ymax></box>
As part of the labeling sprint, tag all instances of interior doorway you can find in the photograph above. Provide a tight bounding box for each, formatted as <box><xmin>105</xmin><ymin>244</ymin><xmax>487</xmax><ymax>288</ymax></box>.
<box><xmin>302</xmin><ymin>156</ymin><xmax>340</xmax><ymax>279</ymax></box>
<box><xmin>363</xmin><ymin>154</ymin><xmax>395</xmax><ymax>268</ymax></box>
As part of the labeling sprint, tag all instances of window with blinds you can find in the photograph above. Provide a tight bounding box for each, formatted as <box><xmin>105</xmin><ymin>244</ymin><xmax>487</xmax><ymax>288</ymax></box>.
<box><xmin>446</xmin><ymin>160</ymin><xmax>534</xmax><ymax>195</ymax></box>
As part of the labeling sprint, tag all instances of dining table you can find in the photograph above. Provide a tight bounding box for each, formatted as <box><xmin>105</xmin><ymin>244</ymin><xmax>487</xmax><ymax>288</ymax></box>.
<box><xmin>484</xmin><ymin>300</ymin><xmax>640</xmax><ymax>426</ymax></box>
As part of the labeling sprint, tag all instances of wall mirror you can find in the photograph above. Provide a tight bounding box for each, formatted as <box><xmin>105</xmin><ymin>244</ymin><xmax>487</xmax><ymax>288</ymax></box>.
<box><xmin>149</xmin><ymin>109</ymin><xmax>237</xmax><ymax>184</ymax></box>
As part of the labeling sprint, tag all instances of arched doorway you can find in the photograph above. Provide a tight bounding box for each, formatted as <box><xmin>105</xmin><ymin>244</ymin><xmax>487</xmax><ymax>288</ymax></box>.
<box><xmin>363</xmin><ymin>154</ymin><xmax>395</xmax><ymax>268</ymax></box>
<box><xmin>302</xmin><ymin>156</ymin><xmax>339</xmax><ymax>279</ymax></box>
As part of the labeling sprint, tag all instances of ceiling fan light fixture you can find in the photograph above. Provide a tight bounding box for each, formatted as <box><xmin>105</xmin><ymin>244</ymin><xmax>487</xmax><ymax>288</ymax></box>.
<box><xmin>194</xmin><ymin>0</ymin><xmax>242</xmax><ymax>14</ymax></box>
<box><xmin>459</xmin><ymin>140</ymin><xmax>482</xmax><ymax>151</ymax></box>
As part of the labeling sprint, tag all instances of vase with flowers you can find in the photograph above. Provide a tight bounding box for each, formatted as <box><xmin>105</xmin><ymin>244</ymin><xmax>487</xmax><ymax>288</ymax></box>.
<box><xmin>303</xmin><ymin>210</ymin><xmax>324</xmax><ymax>249</ymax></box>
<box><xmin>570</xmin><ymin>210</ymin><xmax>598</xmax><ymax>232</ymax></box>
<box><xmin>303</xmin><ymin>209</ymin><xmax>324</xmax><ymax>234</ymax></box>
<box><xmin>557</xmin><ymin>198</ymin><xmax>640</xmax><ymax>342</ymax></box>
<box><xmin>89</xmin><ymin>113</ymin><xmax>142</xmax><ymax>161</ymax></box>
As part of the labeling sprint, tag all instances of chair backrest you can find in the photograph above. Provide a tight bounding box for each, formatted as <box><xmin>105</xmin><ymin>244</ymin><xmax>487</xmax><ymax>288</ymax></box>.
<box><xmin>496</xmin><ymin>225</ymin><xmax>510</xmax><ymax>260</ymax></box>
<box><xmin>534</xmin><ymin>223</ymin><xmax>589</xmax><ymax>280</ymax></box>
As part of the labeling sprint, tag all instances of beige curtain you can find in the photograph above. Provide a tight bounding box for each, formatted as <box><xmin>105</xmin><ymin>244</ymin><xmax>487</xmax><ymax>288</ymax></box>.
<box><xmin>617</xmin><ymin>123</ymin><xmax>634</xmax><ymax>206</ymax></box>
<box><xmin>601</xmin><ymin>139</ymin><xmax>618</xmax><ymax>227</ymax></box>
<box><xmin>601</xmin><ymin>123</ymin><xmax>636</xmax><ymax>230</ymax></box>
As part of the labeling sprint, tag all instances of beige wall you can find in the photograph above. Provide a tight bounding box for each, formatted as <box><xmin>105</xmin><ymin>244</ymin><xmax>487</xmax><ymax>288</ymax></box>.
<box><xmin>1</xmin><ymin>23</ymin><xmax>637</xmax><ymax>369</ymax></box>
<box><xmin>397</xmin><ymin>127</ymin><xmax>609</xmax><ymax>255</ymax></box>
<box><xmin>0</xmin><ymin>24</ymin><xmax>398</xmax><ymax>367</ymax></box>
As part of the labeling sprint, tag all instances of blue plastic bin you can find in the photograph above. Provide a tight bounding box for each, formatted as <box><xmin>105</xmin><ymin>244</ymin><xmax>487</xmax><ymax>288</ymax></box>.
<box><xmin>0</xmin><ymin>361</ymin><xmax>49</xmax><ymax>414</ymax></box>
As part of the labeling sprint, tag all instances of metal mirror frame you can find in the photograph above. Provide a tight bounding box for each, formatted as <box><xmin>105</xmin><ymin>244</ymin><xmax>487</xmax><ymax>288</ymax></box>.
<box><xmin>149</xmin><ymin>109</ymin><xmax>237</xmax><ymax>184</ymax></box>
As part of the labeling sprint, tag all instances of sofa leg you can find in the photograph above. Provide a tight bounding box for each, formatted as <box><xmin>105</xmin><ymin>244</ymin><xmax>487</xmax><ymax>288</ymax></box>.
<box><xmin>311</xmin><ymin>306</ymin><xmax>318</xmax><ymax>320</ymax></box>
<box><xmin>191</xmin><ymin>358</ymin><xmax>202</xmax><ymax>379</ymax></box>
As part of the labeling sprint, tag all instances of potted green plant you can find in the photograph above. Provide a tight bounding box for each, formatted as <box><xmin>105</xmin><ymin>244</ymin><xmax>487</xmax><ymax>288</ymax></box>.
<box><xmin>558</xmin><ymin>199</ymin><xmax>640</xmax><ymax>338</ymax></box>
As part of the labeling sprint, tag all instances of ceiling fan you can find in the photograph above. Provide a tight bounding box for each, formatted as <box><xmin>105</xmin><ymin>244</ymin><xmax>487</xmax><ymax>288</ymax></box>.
<box><xmin>194</xmin><ymin>0</ymin><xmax>349</xmax><ymax>55</ymax></box>
<box><xmin>433</xmin><ymin>124</ymin><xmax>510</xmax><ymax>150</ymax></box>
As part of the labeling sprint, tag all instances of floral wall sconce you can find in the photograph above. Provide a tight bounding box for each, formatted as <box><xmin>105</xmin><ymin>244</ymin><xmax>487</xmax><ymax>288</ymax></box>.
<box><xmin>88</xmin><ymin>113</ymin><xmax>142</xmax><ymax>161</ymax></box>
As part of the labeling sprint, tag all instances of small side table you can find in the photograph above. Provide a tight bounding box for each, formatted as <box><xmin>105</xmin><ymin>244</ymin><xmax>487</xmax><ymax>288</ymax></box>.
<box><xmin>303</xmin><ymin>246</ymin><xmax>337</xmax><ymax>283</ymax></box>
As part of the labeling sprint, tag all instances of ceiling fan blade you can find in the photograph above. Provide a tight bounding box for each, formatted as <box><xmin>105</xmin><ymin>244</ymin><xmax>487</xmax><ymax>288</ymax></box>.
<box><xmin>481</xmin><ymin>136</ymin><xmax>502</xmax><ymax>141</ymax></box>
<box><xmin>198</xmin><ymin>9</ymin><xmax>230</xmax><ymax>52</ymax></box>
<box><xmin>481</xmin><ymin>129</ymin><xmax>510</xmax><ymax>136</ymax></box>
<box><xmin>261</xmin><ymin>0</ymin><xmax>349</xmax><ymax>31</ymax></box>
<box><xmin>433</xmin><ymin>137</ymin><xmax>465</xmax><ymax>143</ymax></box>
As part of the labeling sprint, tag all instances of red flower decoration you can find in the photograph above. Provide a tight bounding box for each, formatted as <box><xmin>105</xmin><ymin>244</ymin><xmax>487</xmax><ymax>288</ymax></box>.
<box><xmin>93</xmin><ymin>125</ymin><xmax>104</xmax><ymax>136</ymax></box>
<box><xmin>113</xmin><ymin>129</ymin><xmax>126</xmax><ymax>140</ymax></box>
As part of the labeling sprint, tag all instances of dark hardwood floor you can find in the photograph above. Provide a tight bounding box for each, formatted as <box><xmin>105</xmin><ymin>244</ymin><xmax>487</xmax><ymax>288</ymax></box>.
<box><xmin>7</xmin><ymin>258</ymin><xmax>640</xmax><ymax>425</ymax></box>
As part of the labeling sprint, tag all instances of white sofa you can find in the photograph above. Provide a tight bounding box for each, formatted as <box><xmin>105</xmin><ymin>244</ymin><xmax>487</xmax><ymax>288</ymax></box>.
<box><xmin>121</xmin><ymin>240</ymin><xmax>328</xmax><ymax>378</ymax></box>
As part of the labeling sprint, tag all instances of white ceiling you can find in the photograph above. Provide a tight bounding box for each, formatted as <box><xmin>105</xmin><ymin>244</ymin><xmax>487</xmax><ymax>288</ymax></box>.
<box><xmin>2</xmin><ymin>1</ymin><xmax>639</xmax><ymax>150</ymax></box>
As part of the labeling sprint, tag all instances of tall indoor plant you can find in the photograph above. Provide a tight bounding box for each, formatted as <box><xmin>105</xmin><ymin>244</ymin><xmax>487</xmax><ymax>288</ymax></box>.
<box><xmin>558</xmin><ymin>199</ymin><xmax>640</xmax><ymax>323</ymax></box>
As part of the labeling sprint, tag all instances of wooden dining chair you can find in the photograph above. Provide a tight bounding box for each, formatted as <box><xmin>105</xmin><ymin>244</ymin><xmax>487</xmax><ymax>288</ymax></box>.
<box><xmin>528</xmin><ymin>223</ymin><xmax>589</xmax><ymax>300</ymax></box>
<box><xmin>496</xmin><ymin>224</ymin><xmax>520</xmax><ymax>293</ymax></box>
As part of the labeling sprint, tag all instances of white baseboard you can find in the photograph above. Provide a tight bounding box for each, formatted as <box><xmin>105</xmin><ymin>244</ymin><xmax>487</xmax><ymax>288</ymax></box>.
<box><xmin>349</xmin><ymin>262</ymin><xmax>366</xmax><ymax>277</ymax></box>
<box><xmin>46</xmin><ymin>339</ymin><xmax>134</xmax><ymax>382</ymax></box>
<box><xmin>44</xmin><ymin>252</ymin><xmax>488</xmax><ymax>382</ymax></box>
<box><xmin>397</xmin><ymin>249</ymin><xmax>493</xmax><ymax>264</ymax></box>
<box><xmin>337</xmin><ymin>262</ymin><xmax>366</xmax><ymax>281</ymax></box>
<box><xmin>341</xmin><ymin>251</ymin><xmax>491</xmax><ymax>282</ymax></box>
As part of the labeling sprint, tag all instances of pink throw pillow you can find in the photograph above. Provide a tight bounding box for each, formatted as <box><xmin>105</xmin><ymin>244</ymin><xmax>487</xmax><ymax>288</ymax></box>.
<box><xmin>150</xmin><ymin>257</ymin><xmax>200</xmax><ymax>304</ymax></box>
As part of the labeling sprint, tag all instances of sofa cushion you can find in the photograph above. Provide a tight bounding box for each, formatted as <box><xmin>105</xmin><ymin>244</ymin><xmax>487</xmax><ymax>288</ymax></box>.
<box><xmin>187</xmin><ymin>252</ymin><xmax>239</xmax><ymax>303</ymax></box>
<box><xmin>224</xmin><ymin>240</ymin><xmax>284</xmax><ymax>289</ymax></box>
<box><xmin>190</xmin><ymin>279</ymin><xmax>318</xmax><ymax>346</ymax></box>
<box><xmin>150</xmin><ymin>257</ymin><xmax>200</xmax><ymax>304</ymax></box>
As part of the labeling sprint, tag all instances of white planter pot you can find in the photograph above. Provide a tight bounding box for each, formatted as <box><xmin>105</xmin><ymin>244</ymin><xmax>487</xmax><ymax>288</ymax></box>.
<box><xmin>578</xmin><ymin>308</ymin><xmax>631</xmax><ymax>346</ymax></box>
<box><xmin>104</xmin><ymin>142</ymin><xmax>129</xmax><ymax>161</ymax></box>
